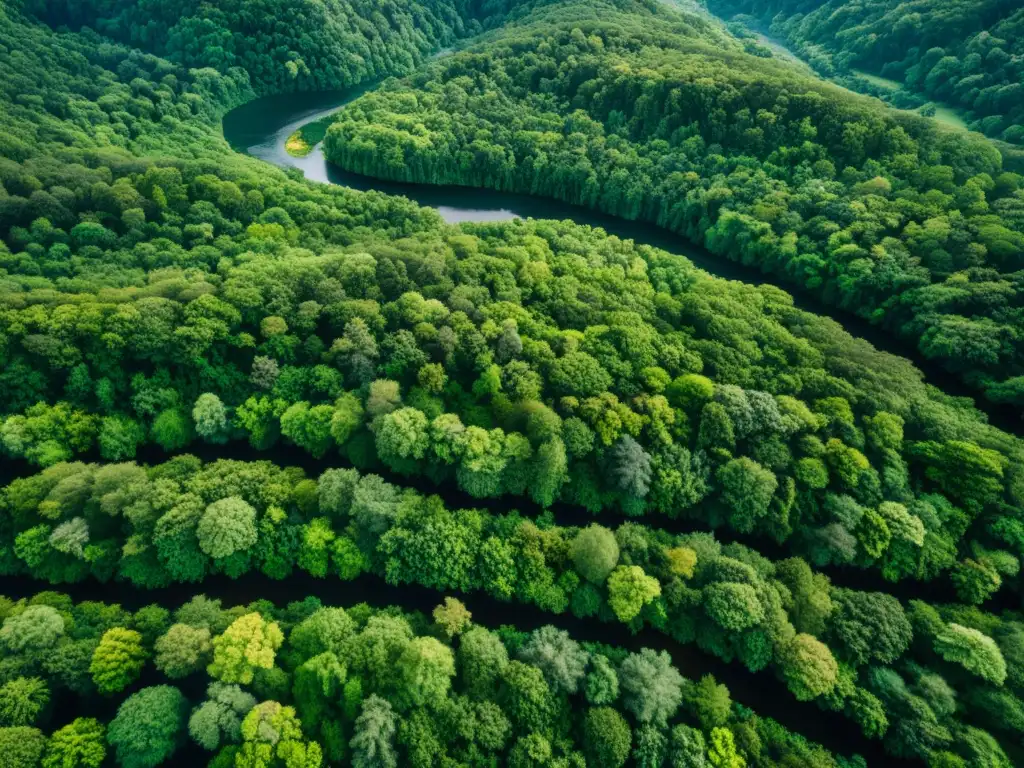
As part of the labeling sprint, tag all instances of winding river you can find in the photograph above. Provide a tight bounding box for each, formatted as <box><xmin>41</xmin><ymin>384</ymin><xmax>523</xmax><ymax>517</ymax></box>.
<box><xmin>221</xmin><ymin>87</ymin><xmax>1022</xmax><ymax>615</ymax></box>
<box><xmin>223</xmin><ymin>88</ymin><xmax>845</xmax><ymax>280</ymax></box>
<box><xmin>0</xmin><ymin>84</ymin><xmax>951</xmax><ymax>767</ymax></box>
<box><xmin>48</xmin><ymin>87</ymin><xmax>994</xmax><ymax>765</ymax></box>
<box><xmin>223</xmin><ymin>88</ymin><xmax>1021</xmax><ymax>434</ymax></box>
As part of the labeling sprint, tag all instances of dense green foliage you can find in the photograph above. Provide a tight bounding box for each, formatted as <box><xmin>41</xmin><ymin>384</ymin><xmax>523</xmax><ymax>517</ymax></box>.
<box><xmin>5</xmin><ymin>0</ymin><xmax>1024</xmax><ymax>604</ymax></box>
<box><xmin>2</xmin><ymin>454</ymin><xmax>1023</xmax><ymax>763</ymax></box>
<box><xmin>3</xmin><ymin>2</ymin><xmax>1024</xmax><ymax>596</ymax></box>
<box><xmin>3</xmin><ymin>0</ymin><xmax>1024</xmax><ymax>764</ymax></box>
<box><xmin>0</xmin><ymin>591</ymin><xmax>854</xmax><ymax>768</ymax></box>
<box><xmin>5</xmin><ymin>149</ymin><xmax>1023</xmax><ymax>599</ymax></box>
<box><xmin>27</xmin><ymin>0</ymin><xmax>511</xmax><ymax>95</ymax></box>
<box><xmin>321</xmin><ymin>0</ymin><xmax>1024</xmax><ymax>409</ymax></box>
<box><xmin>705</xmin><ymin>0</ymin><xmax>1024</xmax><ymax>144</ymax></box>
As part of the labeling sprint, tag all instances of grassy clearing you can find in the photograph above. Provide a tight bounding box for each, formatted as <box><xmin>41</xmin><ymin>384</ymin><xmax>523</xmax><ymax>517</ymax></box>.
<box><xmin>851</xmin><ymin>68</ymin><xmax>901</xmax><ymax>91</ymax></box>
<box><xmin>850</xmin><ymin>69</ymin><xmax>970</xmax><ymax>131</ymax></box>
<box><xmin>928</xmin><ymin>104</ymin><xmax>970</xmax><ymax>130</ymax></box>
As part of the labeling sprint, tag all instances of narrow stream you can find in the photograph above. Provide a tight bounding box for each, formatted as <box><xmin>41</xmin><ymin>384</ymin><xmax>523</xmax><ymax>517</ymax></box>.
<box><xmin>222</xmin><ymin>88</ymin><xmax>1021</xmax><ymax>434</ymax></box>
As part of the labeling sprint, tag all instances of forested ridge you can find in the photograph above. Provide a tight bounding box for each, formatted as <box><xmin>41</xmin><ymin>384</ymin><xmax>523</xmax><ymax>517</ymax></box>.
<box><xmin>7</xmin><ymin>149</ymin><xmax>1024</xmax><ymax>605</ymax></box>
<box><xmin>1</xmin><ymin>0</ymin><xmax>1024</xmax><ymax>765</ymax></box>
<box><xmin>703</xmin><ymin>0</ymin><xmax>1024</xmax><ymax>145</ymax></box>
<box><xmin>25</xmin><ymin>0</ymin><xmax>499</xmax><ymax>95</ymax></box>
<box><xmin>320</xmin><ymin>0</ymin><xmax>1024</xmax><ymax>411</ymax></box>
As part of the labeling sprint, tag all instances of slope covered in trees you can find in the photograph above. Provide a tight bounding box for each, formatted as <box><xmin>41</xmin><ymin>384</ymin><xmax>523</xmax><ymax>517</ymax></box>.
<box><xmin>703</xmin><ymin>0</ymin><xmax>1024</xmax><ymax>145</ymax></box>
<box><xmin>25</xmin><ymin>0</ymin><xmax>510</xmax><ymax>95</ymax></box>
<box><xmin>320</xmin><ymin>0</ymin><xmax>1024</xmax><ymax>411</ymax></box>
<box><xmin>2</xmin><ymin>0</ymin><xmax>1024</xmax><ymax>764</ymax></box>
<box><xmin>4</xmin><ymin>0</ymin><xmax>1024</xmax><ymax>600</ymax></box>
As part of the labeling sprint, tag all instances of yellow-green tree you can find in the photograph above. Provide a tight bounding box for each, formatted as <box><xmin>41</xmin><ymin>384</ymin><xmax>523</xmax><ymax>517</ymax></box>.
<box><xmin>209</xmin><ymin>613</ymin><xmax>284</xmax><ymax>685</ymax></box>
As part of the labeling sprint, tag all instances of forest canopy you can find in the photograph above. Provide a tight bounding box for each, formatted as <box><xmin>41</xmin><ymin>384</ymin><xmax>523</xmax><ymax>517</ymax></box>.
<box><xmin>0</xmin><ymin>589</ymin><xmax>853</xmax><ymax>768</ymax></box>
<box><xmin>1</xmin><ymin>0</ymin><xmax>1024</xmax><ymax>765</ymax></box>
<box><xmin>1</xmin><ymin>452</ymin><xmax>1022</xmax><ymax>765</ymax></box>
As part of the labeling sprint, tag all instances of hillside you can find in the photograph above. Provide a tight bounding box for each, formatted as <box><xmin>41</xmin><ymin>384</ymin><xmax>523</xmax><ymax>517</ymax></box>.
<box><xmin>704</xmin><ymin>0</ymin><xmax>1024</xmax><ymax>145</ymax></box>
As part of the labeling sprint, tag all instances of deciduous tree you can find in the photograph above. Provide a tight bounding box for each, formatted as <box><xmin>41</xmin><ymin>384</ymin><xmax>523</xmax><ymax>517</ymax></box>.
<box><xmin>209</xmin><ymin>613</ymin><xmax>284</xmax><ymax>685</ymax></box>
<box><xmin>107</xmin><ymin>686</ymin><xmax>188</xmax><ymax>768</ymax></box>
<box><xmin>90</xmin><ymin>628</ymin><xmax>146</xmax><ymax>695</ymax></box>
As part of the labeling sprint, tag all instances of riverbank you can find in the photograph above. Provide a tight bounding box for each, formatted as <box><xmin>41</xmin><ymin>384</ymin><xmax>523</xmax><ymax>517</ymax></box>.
<box><xmin>223</xmin><ymin>90</ymin><xmax>1023</xmax><ymax>434</ymax></box>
